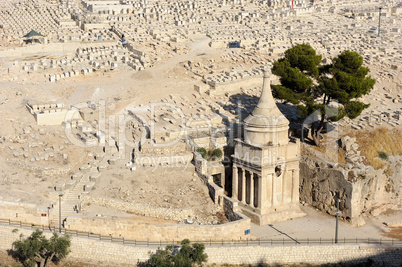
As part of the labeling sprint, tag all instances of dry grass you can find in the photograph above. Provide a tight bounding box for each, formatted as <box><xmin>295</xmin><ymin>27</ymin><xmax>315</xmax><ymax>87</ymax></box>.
<box><xmin>350</xmin><ymin>128</ymin><xmax>402</xmax><ymax>169</ymax></box>
<box><xmin>337</xmin><ymin>148</ymin><xmax>347</xmax><ymax>164</ymax></box>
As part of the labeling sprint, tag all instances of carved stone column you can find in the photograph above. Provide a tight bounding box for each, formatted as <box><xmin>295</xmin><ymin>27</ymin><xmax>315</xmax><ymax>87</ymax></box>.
<box><xmin>241</xmin><ymin>169</ymin><xmax>246</xmax><ymax>204</ymax></box>
<box><xmin>232</xmin><ymin>166</ymin><xmax>238</xmax><ymax>200</ymax></box>
<box><xmin>250</xmin><ymin>172</ymin><xmax>254</xmax><ymax>208</ymax></box>
<box><xmin>257</xmin><ymin>174</ymin><xmax>262</xmax><ymax>208</ymax></box>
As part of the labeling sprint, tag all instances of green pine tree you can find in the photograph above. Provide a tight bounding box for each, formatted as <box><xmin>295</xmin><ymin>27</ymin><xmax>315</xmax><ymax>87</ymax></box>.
<box><xmin>271</xmin><ymin>44</ymin><xmax>375</xmax><ymax>145</ymax></box>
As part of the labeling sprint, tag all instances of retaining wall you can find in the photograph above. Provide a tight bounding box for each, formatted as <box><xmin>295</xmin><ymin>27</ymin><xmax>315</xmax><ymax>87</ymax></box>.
<box><xmin>0</xmin><ymin>201</ymin><xmax>51</xmax><ymax>226</ymax></box>
<box><xmin>64</xmin><ymin>212</ymin><xmax>250</xmax><ymax>241</ymax></box>
<box><xmin>0</xmin><ymin>225</ymin><xmax>401</xmax><ymax>266</ymax></box>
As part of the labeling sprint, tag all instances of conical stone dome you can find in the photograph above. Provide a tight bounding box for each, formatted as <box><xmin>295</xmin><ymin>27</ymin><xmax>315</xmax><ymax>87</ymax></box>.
<box><xmin>243</xmin><ymin>71</ymin><xmax>289</xmax><ymax>146</ymax></box>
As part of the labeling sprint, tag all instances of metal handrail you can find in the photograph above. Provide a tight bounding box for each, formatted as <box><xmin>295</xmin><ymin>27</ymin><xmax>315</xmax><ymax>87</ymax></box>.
<box><xmin>1</xmin><ymin>218</ymin><xmax>401</xmax><ymax>247</ymax></box>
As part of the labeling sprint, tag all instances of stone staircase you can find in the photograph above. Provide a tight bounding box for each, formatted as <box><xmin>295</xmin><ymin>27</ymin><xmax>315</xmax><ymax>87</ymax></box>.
<box><xmin>51</xmin><ymin>143</ymin><xmax>119</xmax><ymax>229</ymax></box>
<box><xmin>52</xmin><ymin>172</ymin><xmax>91</xmax><ymax>229</ymax></box>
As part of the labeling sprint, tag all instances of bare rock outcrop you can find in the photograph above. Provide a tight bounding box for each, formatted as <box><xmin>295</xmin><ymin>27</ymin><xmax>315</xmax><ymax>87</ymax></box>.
<box><xmin>300</xmin><ymin>140</ymin><xmax>402</xmax><ymax>226</ymax></box>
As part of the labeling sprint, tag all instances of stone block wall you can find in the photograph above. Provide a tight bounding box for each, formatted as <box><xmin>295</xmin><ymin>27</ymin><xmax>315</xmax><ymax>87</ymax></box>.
<box><xmin>194</xmin><ymin>151</ymin><xmax>208</xmax><ymax>175</ymax></box>
<box><xmin>64</xmin><ymin>214</ymin><xmax>250</xmax><ymax>241</ymax></box>
<box><xmin>0</xmin><ymin>201</ymin><xmax>51</xmax><ymax>226</ymax></box>
<box><xmin>136</xmin><ymin>153</ymin><xmax>193</xmax><ymax>167</ymax></box>
<box><xmin>0</xmin><ymin>225</ymin><xmax>152</xmax><ymax>264</ymax></box>
<box><xmin>206</xmin><ymin>180</ymin><xmax>224</xmax><ymax>204</ymax></box>
<box><xmin>140</xmin><ymin>142</ymin><xmax>187</xmax><ymax>155</ymax></box>
<box><xmin>205</xmin><ymin>244</ymin><xmax>402</xmax><ymax>266</ymax></box>
<box><xmin>34</xmin><ymin>110</ymin><xmax>69</xmax><ymax>126</ymax></box>
<box><xmin>211</xmin><ymin>77</ymin><xmax>262</xmax><ymax>95</ymax></box>
<box><xmin>0</xmin><ymin>225</ymin><xmax>401</xmax><ymax>266</ymax></box>
<box><xmin>222</xmin><ymin>196</ymin><xmax>242</xmax><ymax>221</ymax></box>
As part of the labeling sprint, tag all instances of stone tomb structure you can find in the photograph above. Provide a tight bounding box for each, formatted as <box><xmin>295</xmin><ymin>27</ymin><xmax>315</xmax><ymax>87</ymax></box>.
<box><xmin>26</xmin><ymin>102</ymin><xmax>68</xmax><ymax>126</ymax></box>
<box><xmin>232</xmin><ymin>71</ymin><xmax>305</xmax><ymax>225</ymax></box>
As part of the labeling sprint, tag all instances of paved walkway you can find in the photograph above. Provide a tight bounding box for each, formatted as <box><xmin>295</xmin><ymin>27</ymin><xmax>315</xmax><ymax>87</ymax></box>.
<box><xmin>251</xmin><ymin>205</ymin><xmax>402</xmax><ymax>241</ymax></box>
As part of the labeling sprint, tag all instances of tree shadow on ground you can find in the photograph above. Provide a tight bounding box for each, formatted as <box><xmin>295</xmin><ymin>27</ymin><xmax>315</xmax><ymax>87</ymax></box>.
<box><xmin>215</xmin><ymin>92</ymin><xmax>342</xmax><ymax>148</ymax></box>
<box><xmin>7</xmin><ymin>249</ymin><xmax>23</xmax><ymax>265</ymax></box>
<box><xmin>222</xmin><ymin>93</ymin><xmax>301</xmax><ymax>125</ymax></box>
<box><xmin>221</xmin><ymin>93</ymin><xmax>305</xmax><ymax>140</ymax></box>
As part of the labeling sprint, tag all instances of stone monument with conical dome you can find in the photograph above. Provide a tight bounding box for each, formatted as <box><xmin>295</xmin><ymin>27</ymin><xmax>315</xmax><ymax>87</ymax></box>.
<box><xmin>231</xmin><ymin>70</ymin><xmax>305</xmax><ymax>225</ymax></box>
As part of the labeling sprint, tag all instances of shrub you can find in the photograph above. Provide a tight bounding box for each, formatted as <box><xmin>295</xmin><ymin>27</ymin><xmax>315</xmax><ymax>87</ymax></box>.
<box><xmin>211</xmin><ymin>148</ymin><xmax>223</xmax><ymax>159</ymax></box>
<box><xmin>378</xmin><ymin>151</ymin><xmax>388</xmax><ymax>160</ymax></box>
<box><xmin>197</xmin><ymin>148</ymin><xmax>223</xmax><ymax>161</ymax></box>
<box><xmin>197</xmin><ymin>148</ymin><xmax>207</xmax><ymax>159</ymax></box>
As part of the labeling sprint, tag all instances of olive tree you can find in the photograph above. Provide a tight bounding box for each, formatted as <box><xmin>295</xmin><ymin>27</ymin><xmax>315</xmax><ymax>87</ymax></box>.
<box><xmin>149</xmin><ymin>239</ymin><xmax>207</xmax><ymax>267</ymax></box>
<box><xmin>12</xmin><ymin>229</ymin><xmax>71</xmax><ymax>267</ymax></box>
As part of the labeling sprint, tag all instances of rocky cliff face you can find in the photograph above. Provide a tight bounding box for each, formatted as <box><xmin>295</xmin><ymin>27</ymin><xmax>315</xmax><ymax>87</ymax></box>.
<box><xmin>300</xmin><ymin>147</ymin><xmax>402</xmax><ymax>226</ymax></box>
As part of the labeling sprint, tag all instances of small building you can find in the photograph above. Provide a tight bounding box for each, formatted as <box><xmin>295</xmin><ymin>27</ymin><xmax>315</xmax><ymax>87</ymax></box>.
<box><xmin>231</xmin><ymin>71</ymin><xmax>305</xmax><ymax>225</ymax></box>
<box><xmin>27</xmin><ymin>103</ymin><xmax>69</xmax><ymax>126</ymax></box>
